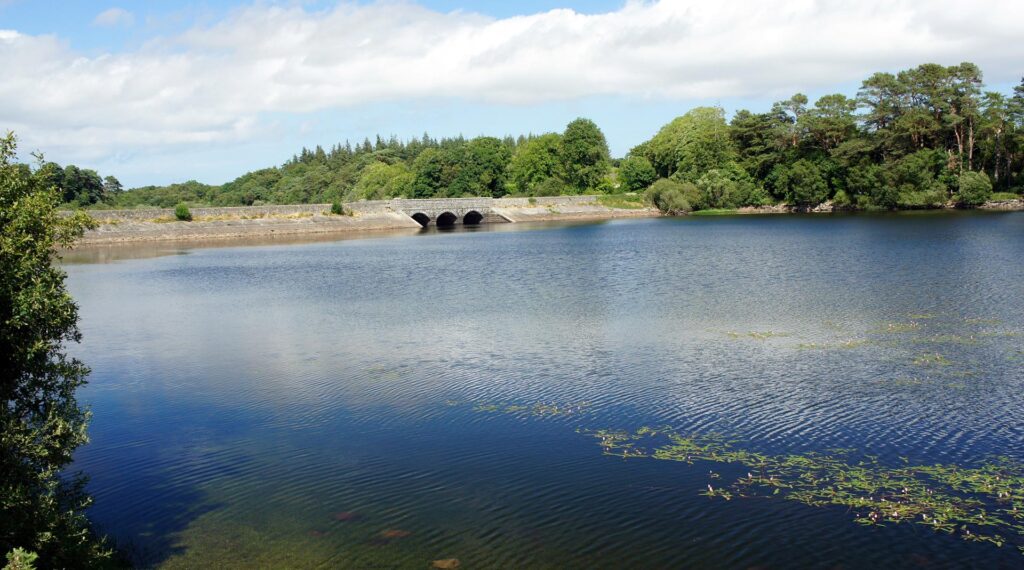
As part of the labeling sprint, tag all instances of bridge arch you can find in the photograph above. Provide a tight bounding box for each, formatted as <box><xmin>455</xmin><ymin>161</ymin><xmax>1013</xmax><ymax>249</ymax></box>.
<box><xmin>436</xmin><ymin>211</ymin><xmax>458</xmax><ymax>227</ymax></box>
<box><xmin>463</xmin><ymin>210</ymin><xmax>483</xmax><ymax>225</ymax></box>
<box><xmin>411</xmin><ymin>212</ymin><xmax>431</xmax><ymax>227</ymax></box>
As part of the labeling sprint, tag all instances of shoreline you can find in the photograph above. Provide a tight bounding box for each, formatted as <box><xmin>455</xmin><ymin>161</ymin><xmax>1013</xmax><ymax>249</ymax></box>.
<box><xmin>71</xmin><ymin>196</ymin><xmax>1023</xmax><ymax>246</ymax></box>
<box><xmin>730</xmin><ymin>198</ymin><xmax>1024</xmax><ymax>215</ymax></box>
<box><xmin>75</xmin><ymin>197</ymin><xmax>660</xmax><ymax>245</ymax></box>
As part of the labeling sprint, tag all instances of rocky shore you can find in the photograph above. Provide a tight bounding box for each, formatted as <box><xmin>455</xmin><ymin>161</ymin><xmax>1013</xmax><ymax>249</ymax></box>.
<box><xmin>735</xmin><ymin>198</ymin><xmax>1024</xmax><ymax>215</ymax></box>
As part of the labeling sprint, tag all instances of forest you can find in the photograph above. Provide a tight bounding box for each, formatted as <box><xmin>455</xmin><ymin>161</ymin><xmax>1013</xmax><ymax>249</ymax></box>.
<box><xmin>52</xmin><ymin>62</ymin><xmax>1024</xmax><ymax>212</ymax></box>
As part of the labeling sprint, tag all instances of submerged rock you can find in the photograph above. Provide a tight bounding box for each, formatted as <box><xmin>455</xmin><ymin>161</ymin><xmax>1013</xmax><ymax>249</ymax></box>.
<box><xmin>380</xmin><ymin>529</ymin><xmax>411</xmax><ymax>539</ymax></box>
<box><xmin>432</xmin><ymin>559</ymin><xmax>460</xmax><ymax>569</ymax></box>
<box><xmin>333</xmin><ymin>511</ymin><xmax>362</xmax><ymax>522</ymax></box>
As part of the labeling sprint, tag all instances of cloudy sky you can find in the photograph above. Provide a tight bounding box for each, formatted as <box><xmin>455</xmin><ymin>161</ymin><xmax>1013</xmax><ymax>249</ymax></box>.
<box><xmin>2</xmin><ymin>0</ymin><xmax>1022</xmax><ymax>188</ymax></box>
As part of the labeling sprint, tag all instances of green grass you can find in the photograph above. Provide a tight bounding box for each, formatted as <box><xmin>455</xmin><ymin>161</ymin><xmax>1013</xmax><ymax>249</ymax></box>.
<box><xmin>691</xmin><ymin>208</ymin><xmax>740</xmax><ymax>216</ymax></box>
<box><xmin>596</xmin><ymin>194</ymin><xmax>646</xmax><ymax>210</ymax></box>
<box><xmin>990</xmin><ymin>192</ymin><xmax>1022</xmax><ymax>201</ymax></box>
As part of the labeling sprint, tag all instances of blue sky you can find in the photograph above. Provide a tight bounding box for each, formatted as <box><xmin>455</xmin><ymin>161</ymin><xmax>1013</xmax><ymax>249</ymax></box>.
<box><xmin>1</xmin><ymin>1</ymin><xmax>1021</xmax><ymax>188</ymax></box>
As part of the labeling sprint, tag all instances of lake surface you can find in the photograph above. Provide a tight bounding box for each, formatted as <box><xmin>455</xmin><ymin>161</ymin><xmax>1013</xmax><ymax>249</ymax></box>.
<box><xmin>65</xmin><ymin>213</ymin><xmax>1024</xmax><ymax>568</ymax></box>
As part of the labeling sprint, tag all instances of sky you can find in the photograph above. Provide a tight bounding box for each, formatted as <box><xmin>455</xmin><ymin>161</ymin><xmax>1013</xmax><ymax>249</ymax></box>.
<box><xmin>2</xmin><ymin>1</ymin><xmax>1023</xmax><ymax>188</ymax></box>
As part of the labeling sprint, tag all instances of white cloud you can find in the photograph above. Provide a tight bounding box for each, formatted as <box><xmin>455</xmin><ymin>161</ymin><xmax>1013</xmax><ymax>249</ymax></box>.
<box><xmin>3</xmin><ymin>0</ymin><xmax>1024</xmax><ymax>171</ymax></box>
<box><xmin>93</xmin><ymin>7</ymin><xmax>135</xmax><ymax>28</ymax></box>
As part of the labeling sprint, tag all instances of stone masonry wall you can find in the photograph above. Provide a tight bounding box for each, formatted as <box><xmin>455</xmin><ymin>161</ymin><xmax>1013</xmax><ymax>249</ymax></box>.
<box><xmin>79</xmin><ymin>195</ymin><xmax>602</xmax><ymax>223</ymax></box>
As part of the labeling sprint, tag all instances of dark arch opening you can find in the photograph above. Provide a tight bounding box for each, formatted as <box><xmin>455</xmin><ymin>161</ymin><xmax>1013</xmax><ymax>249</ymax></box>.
<box><xmin>436</xmin><ymin>212</ymin><xmax>458</xmax><ymax>227</ymax></box>
<box><xmin>411</xmin><ymin>212</ymin><xmax>430</xmax><ymax>227</ymax></box>
<box><xmin>463</xmin><ymin>210</ymin><xmax>484</xmax><ymax>225</ymax></box>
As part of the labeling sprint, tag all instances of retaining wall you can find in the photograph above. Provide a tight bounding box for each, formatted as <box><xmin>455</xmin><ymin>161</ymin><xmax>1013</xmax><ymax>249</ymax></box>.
<box><xmin>78</xmin><ymin>195</ymin><xmax>605</xmax><ymax>223</ymax></box>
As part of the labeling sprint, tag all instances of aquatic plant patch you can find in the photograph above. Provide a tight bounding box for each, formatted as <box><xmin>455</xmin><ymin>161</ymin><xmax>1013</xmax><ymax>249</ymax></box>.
<box><xmin>472</xmin><ymin>401</ymin><xmax>591</xmax><ymax>418</ymax></box>
<box><xmin>874</xmin><ymin>321</ymin><xmax>922</xmax><ymax>334</ymax></box>
<box><xmin>726</xmin><ymin>330</ymin><xmax>791</xmax><ymax>340</ymax></box>
<box><xmin>912</xmin><ymin>353</ymin><xmax>953</xmax><ymax>367</ymax></box>
<box><xmin>796</xmin><ymin>339</ymin><xmax>868</xmax><ymax>350</ymax></box>
<box><xmin>965</xmin><ymin>317</ymin><xmax>1002</xmax><ymax>325</ymax></box>
<box><xmin>583</xmin><ymin>427</ymin><xmax>1024</xmax><ymax>553</ymax></box>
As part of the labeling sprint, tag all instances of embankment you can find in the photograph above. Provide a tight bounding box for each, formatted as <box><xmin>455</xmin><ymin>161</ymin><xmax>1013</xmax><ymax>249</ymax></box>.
<box><xmin>75</xmin><ymin>196</ymin><xmax>660</xmax><ymax>244</ymax></box>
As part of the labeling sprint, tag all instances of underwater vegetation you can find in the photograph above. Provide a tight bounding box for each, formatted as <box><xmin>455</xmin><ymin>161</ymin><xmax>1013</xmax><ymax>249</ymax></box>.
<box><xmin>584</xmin><ymin>427</ymin><xmax>1024</xmax><ymax>554</ymax></box>
<box><xmin>965</xmin><ymin>317</ymin><xmax>1002</xmax><ymax>326</ymax></box>
<box><xmin>472</xmin><ymin>401</ymin><xmax>591</xmax><ymax>418</ymax></box>
<box><xmin>796</xmin><ymin>339</ymin><xmax>868</xmax><ymax>350</ymax></box>
<box><xmin>874</xmin><ymin>321</ymin><xmax>922</xmax><ymax>334</ymax></box>
<box><xmin>912</xmin><ymin>352</ymin><xmax>953</xmax><ymax>367</ymax></box>
<box><xmin>462</xmin><ymin>311</ymin><xmax>1024</xmax><ymax>556</ymax></box>
<box><xmin>726</xmin><ymin>330</ymin><xmax>791</xmax><ymax>340</ymax></box>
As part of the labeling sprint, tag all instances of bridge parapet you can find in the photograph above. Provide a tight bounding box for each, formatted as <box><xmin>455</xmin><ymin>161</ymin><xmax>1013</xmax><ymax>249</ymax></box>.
<box><xmin>389</xmin><ymin>197</ymin><xmax>495</xmax><ymax>211</ymax></box>
<box><xmin>389</xmin><ymin>197</ymin><xmax>504</xmax><ymax>226</ymax></box>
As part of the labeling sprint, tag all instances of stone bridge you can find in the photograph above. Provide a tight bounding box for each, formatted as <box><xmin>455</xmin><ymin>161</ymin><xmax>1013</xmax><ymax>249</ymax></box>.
<box><xmin>388</xmin><ymin>197</ymin><xmax>510</xmax><ymax>227</ymax></box>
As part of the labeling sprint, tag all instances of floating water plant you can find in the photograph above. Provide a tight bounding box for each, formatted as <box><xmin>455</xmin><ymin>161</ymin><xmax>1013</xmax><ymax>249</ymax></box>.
<box><xmin>367</xmin><ymin>365</ymin><xmax>404</xmax><ymax>381</ymax></box>
<box><xmin>912</xmin><ymin>353</ymin><xmax>953</xmax><ymax>367</ymax></box>
<box><xmin>726</xmin><ymin>330</ymin><xmax>790</xmax><ymax>340</ymax></box>
<box><xmin>978</xmin><ymin>330</ymin><xmax>1022</xmax><ymax>338</ymax></box>
<box><xmin>876</xmin><ymin>321</ymin><xmax>921</xmax><ymax>334</ymax></box>
<box><xmin>965</xmin><ymin>317</ymin><xmax>1002</xmax><ymax>325</ymax></box>
<box><xmin>583</xmin><ymin>427</ymin><xmax>1024</xmax><ymax>553</ymax></box>
<box><xmin>472</xmin><ymin>401</ymin><xmax>591</xmax><ymax>418</ymax></box>
<box><xmin>796</xmin><ymin>339</ymin><xmax>867</xmax><ymax>350</ymax></box>
<box><xmin>874</xmin><ymin>377</ymin><xmax>926</xmax><ymax>387</ymax></box>
<box><xmin>911</xmin><ymin>334</ymin><xmax>979</xmax><ymax>346</ymax></box>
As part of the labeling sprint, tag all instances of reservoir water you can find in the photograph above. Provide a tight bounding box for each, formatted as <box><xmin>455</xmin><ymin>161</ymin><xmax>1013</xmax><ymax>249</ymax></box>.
<box><xmin>65</xmin><ymin>213</ymin><xmax>1024</xmax><ymax>568</ymax></box>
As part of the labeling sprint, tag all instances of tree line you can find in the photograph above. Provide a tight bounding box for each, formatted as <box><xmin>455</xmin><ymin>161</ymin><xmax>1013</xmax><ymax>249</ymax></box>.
<box><xmin>636</xmin><ymin>62</ymin><xmax>1024</xmax><ymax>213</ymax></box>
<box><xmin>40</xmin><ymin>62</ymin><xmax>1024</xmax><ymax>212</ymax></box>
<box><xmin>105</xmin><ymin>118</ymin><xmax>612</xmax><ymax>209</ymax></box>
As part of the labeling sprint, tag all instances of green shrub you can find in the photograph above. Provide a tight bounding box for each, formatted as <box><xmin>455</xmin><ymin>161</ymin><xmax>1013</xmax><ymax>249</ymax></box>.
<box><xmin>897</xmin><ymin>180</ymin><xmax>947</xmax><ymax>209</ymax></box>
<box><xmin>956</xmin><ymin>171</ymin><xmax>993</xmax><ymax>206</ymax></box>
<box><xmin>534</xmin><ymin>177</ymin><xmax>568</xmax><ymax>197</ymax></box>
<box><xmin>694</xmin><ymin>167</ymin><xmax>766</xmax><ymax>208</ymax></box>
<box><xmin>4</xmin><ymin>549</ymin><xmax>38</xmax><ymax>570</ymax></box>
<box><xmin>772</xmin><ymin>159</ymin><xmax>829</xmax><ymax>206</ymax></box>
<box><xmin>855</xmin><ymin>194</ymin><xmax>884</xmax><ymax>211</ymax></box>
<box><xmin>832</xmin><ymin>189</ymin><xmax>851</xmax><ymax>208</ymax></box>
<box><xmin>645</xmin><ymin>178</ymin><xmax>693</xmax><ymax>214</ymax></box>
<box><xmin>174</xmin><ymin>202</ymin><xmax>192</xmax><ymax>221</ymax></box>
<box><xmin>618</xmin><ymin>155</ymin><xmax>657</xmax><ymax>192</ymax></box>
<box><xmin>989</xmin><ymin>192</ymin><xmax>1020</xmax><ymax>201</ymax></box>
<box><xmin>330</xmin><ymin>201</ymin><xmax>346</xmax><ymax>215</ymax></box>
